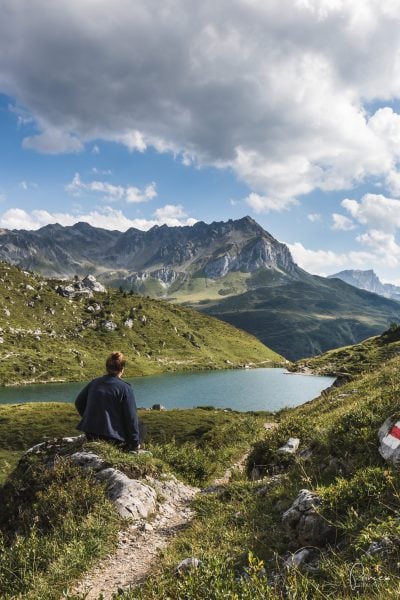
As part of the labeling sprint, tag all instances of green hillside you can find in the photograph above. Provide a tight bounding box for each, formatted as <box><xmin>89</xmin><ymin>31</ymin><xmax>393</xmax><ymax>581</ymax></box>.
<box><xmin>292</xmin><ymin>322</ymin><xmax>400</xmax><ymax>376</ymax></box>
<box><xmin>0</xmin><ymin>262</ymin><xmax>283</xmax><ymax>386</ymax></box>
<box><xmin>199</xmin><ymin>273</ymin><xmax>400</xmax><ymax>360</ymax></box>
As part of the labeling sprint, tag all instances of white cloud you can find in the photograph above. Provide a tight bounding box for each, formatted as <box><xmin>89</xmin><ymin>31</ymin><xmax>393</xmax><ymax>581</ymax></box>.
<box><xmin>307</xmin><ymin>213</ymin><xmax>321</xmax><ymax>222</ymax></box>
<box><xmin>342</xmin><ymin>194</ymin><xmax>400</xmax><ymax>232</ymax></box>
<box><xmin>19</xmin><ymin>180</ymin><xmax>38</xmax><ymax>191</ymax></box>
<box><xmin>3</xmin><ymin>1</ymin><xmax>400</xmax><ymax>207</ymax></box>
<box><xmin>66</xmin><ymin>173</ymin><xmax>157</xmax><ymax>203</ymax></box>
<box><xmin>288</xmin><ymin>241</ymin><xmax>377</xmax><ymax>276</ymax></box>
<box><xmin>244</xmin><ymin>192</ymin><xmax>297</xmax><ymax>213</ymax></box>
<box><xmin>22</xmin><ymin>128</ymin><xmax>83</xmax><ymax>154</ymax></box>
<box><xmin>126</xmin><ymin>183</ymin><xmax>157</xmax><ymax>203</ymax></box>
<box><xmin>92</xmin><ymin>144</ymin><xmax>100</xmax><ymax>155</ymax></box>
<box><xmin>331</xmin><ymin>213</ymin><xmax>355</xmax><ymax>231</ymax></box>
<box><xmin>153</xmin><ymin>204</ymin><xmax>197</xmax><ymax>226</ymax></box>
<box><xmin>0</xmin><ymin>205</ymin><xmax>196</xmax><ymax>231</ymax></box>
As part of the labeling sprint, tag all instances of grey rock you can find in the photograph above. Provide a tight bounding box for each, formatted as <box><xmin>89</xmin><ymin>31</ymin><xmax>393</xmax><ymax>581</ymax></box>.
<box><xmin>282</xmin><ymin>489</ymin><xmax>334</xmax><ymax>547</ymax></box>
<box><xmin>70</xmin><ymin>451</ymin><xmax>109</xmax><ymax>471</ymax></box>
<box><xmin>95</xmin><ymin>468</ymin><xmax>157</xmax><ymax>520</ymax></box>
<box><xmin>123</xmin><ymin>318</ymin><xmax>134</xmax><ymax>328</ymax></box>
<box><xmin>277</xmin><ymin>437</ymin><xmax>300</xmax><ymax>454</ymax></box>
<box><xmin>284</xmin><ymin>548</ymin><xmax>311</xmax><ymax>569</ymax></box>
<box><xmin>175</xmin><ymin>557</ymin><xmax>202</xmax><ymax>575</ymax></box>
<box><xmin>82</xmin><ymin>274</ymin><xmax>106</xmax><ymax>293</ymax></box>
<box><xmin>378</xmin><ymin>417</ymin><xmax>400</xmax><ymax>465</ymax></box>
<box><xmin>102</xmin><ymin>320</ymin><xmax>118</xmax><ymax>332</ymax></box>
<box><xmin>366</xmin><ymin>537</ymin><xmax>393</xmax><ymax>556</ymax></box>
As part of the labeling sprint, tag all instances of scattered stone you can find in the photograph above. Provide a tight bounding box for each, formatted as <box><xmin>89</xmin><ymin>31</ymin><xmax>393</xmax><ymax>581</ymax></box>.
<box><xmin>378</xmin><ymin>417</ymin><xmax>400</xmax><ymax>465</ymax></box>
<box><xmin>366</xmin><ymin>537</ymin><xmax>394</xmax><ymax>556</ymax></box>
<box><xmin>175</xmin><ymin>557</ymin><xmax>202</xmax><ymax>576</ymax></box>
<box><xmin>0</xmin><ymin>337</ymin><xmax>3</xmax><ymax>344</ymax></box>
<box><xmin>277</xmin><ymin>438</ymin><xmax>300</xmax><ymax>454</ymax></box>
<box><xmin>3</xmin><ymin>308</ymin><xmax>10</xmax><ymax>317</ymax></box>
<box><xmin>102</xmin><ymin>320</ymin><xmax>118</xmax><ymax>332</ymax></box>
<box><xmin>284</xmin><ymin>548</ymin><xmax>312</xmax><ymax>569</ymax></box>
<box><xmin>282</xmin><ymin>489</ymin><xmax>335</xmax><ymax>547</ymax></box>
<box><xmin>25</xmin><ymin>284</ymin><xmax>35</xmax><ymax>291</ymax></box>
<box><xmin>124</xmin><ymin>318</ymin><xmax>134</xmax><ymax>329</ymax></box>
<box><xmin>140</xmin><ymin>315</ymin><xmax>147</xmax><ymax>325</ymax></box>
<box><xmin>86</xmin><ymin>305</ymin><xmax>95</xmax><ymax>313</ymax></box>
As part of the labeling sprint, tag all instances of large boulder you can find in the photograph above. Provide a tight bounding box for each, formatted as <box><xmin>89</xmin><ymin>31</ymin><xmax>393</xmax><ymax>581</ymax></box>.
<box><xmin>282</xmin><ymin>489</ymin><xmax>334</xmax><ymax>547</ymax></box>
<box><xmin>95</xmin><ymin>468</ymin><xmax>157</xmax><ymax>519</ymax></box>
<box><xmin>82</xmin><ymin>275</ymin><xmax>106</xmax><ymax>293</ymax></box>
<box><xmin>378</xmin><ymin>417</ymin><xmax>400</xmax><ymax>465</ymax></box>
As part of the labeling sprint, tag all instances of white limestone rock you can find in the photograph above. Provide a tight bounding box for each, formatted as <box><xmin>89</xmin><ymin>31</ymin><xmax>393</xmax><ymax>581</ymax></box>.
<box><xmin>277</xmin><ymin>437</ymin><xmax>300</xmax><ymax>454</ymax></box>
<box><xmin>95</xmin><ymin>468</ymin><xmax>157</xmax><ymax>520</ymax></box>
<box><xmin>82</xmin><ymin>275</ymin><xmax>106</xmax><ymax>293</ymax></box>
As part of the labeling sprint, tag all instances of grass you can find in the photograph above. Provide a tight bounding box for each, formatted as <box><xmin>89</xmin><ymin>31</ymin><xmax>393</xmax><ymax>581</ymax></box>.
<box><xmin>0</xmin><ymin>403</ymin><xmax>269</xmax><ymax>599</ymax></box>
<box><xmin>111</xmin><ymin>345</ymin><xmax>400</xmax><ymax>599</ymax></box>
<box><xmin>291</xmin><ymin>322</ymin><xmax>400</xmax><ymax>376</ymax></box>
<box><xmin>0</xmin><ymin>261</ymin><xmax>283</xmax><ymax>387</ymax></box>
<box><xmin>0</xmin><ymin>402</ymin><xmax>270</xmax><ymax>484</ymax></box>
<box><xmin>5</xmin><ymin>330</ymin><xmax>400</xmax><ymax>598</ymax></box>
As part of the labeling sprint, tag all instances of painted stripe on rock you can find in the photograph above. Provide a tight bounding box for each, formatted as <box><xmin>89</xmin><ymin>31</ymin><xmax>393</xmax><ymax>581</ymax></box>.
<box><xmin>389</xmin><ymin>423</ymin><xmax>400</xmax><ymax>440</ymax></box>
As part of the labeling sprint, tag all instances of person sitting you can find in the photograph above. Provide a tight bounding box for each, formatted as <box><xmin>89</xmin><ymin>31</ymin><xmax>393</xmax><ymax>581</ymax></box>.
<box><xmin>75</xmin><ymin>351</ymin><xmax>140</xmax><ymax>451</ymax></box>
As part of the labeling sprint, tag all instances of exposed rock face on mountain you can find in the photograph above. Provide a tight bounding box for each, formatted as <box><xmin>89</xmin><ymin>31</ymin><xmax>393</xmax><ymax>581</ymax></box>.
<box><xmin>329</xmin><ymin>269</ymin><xmax>400</xmax><ymax>301</ymax></box>
<box><xmin>0</xmin><ymin>217</ymin><xmax>299</xmax><ymax>287</ymax></box>
<box><xmin>1</xmin><ymin>218</ymin><xmax>400</xmax><ymax>360</ymax></box>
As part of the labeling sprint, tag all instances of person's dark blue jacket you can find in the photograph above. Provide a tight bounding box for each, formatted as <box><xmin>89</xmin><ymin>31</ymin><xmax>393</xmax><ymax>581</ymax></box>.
<box><xmin>75</xmin><ymin>375</ymin><xmax>139</xmax><ymax>448</ymax></box>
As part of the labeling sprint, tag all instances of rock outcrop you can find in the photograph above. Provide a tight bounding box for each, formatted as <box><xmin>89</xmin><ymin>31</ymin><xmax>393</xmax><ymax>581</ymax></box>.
<box><xmin>282</xmin><ymin>489</ymin><xmax>334</xmax><ymax>547</ymax></box>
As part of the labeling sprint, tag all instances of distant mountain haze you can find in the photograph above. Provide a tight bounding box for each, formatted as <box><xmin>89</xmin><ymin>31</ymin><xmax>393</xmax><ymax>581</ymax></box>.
<box><xmin>329</xmin><ymin>269</ymin><xmax>400</xmax><ymax>301</ymax></box>
<box><xmin>1</xmin><ymin>217</ymin><xmax>399</xmax><ymax>360</ymax></box>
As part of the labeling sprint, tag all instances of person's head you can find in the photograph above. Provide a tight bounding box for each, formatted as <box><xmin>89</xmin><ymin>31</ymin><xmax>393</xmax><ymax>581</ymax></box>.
<box><xmin>106</xmin><ymin>351</ymin><xmax>126</xmax><ymax>376</ymax></box>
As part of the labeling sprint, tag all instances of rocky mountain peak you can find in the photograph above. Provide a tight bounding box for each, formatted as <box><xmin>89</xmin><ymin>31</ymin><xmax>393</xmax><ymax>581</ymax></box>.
<box><xmin>329</xmin><ymin>269</ymin><xmax>400</xmax><ymax>301</ymax></box>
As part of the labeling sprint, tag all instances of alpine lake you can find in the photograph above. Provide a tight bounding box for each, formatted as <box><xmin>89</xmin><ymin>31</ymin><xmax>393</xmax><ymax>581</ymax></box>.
<box><xmin>0</xmin><ymin>368</ymin><xmax>334</xmax><ymax>412</ymax></box>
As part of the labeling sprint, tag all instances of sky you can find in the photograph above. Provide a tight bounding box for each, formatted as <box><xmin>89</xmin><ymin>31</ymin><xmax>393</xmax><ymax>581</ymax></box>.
<box><xmin>1</xmin><ymin>0</ymin><xmax>400</xmax><ymax>283</ymax></box>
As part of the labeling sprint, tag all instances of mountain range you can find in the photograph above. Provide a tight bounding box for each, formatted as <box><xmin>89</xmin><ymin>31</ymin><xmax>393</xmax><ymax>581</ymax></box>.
<box><xmin>329</xmin><ymin>269</ymin><xmax>400</xmax><ymax>301</ymax></box>
<box><xmin>1</xmin><ymin>217</ymin><xmax>399</xmax><ymax>360</ymax></box>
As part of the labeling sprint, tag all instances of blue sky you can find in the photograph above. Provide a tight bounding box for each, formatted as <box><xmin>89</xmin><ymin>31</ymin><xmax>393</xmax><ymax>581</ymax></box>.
<box><xmin>1</xmin><ymin>1</ymin><xmax>400</xmax><ymax>284</ymax></box>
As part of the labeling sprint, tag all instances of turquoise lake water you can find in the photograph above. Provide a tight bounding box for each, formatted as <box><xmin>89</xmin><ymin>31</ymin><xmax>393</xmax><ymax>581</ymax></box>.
<box><xmin>0</xmin><ymin>368</ymin><xmax>335</xmax><ymax>412</ymax></box>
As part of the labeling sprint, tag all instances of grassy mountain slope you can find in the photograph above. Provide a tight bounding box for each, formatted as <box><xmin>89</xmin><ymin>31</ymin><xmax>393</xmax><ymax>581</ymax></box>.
<box><xmin>198</xmin><ymin>273</ymin><xmax>400</xmax><ymax>360</ymax></box>
<box><xmin>0</xmin><ymin>262</ymin><xmax>283</xmax><ymax>386</ymax></box>
<box><xmin>292</xmin><ymin>322</ymin><xmax>400</xmax><ymax>376</ymax></box>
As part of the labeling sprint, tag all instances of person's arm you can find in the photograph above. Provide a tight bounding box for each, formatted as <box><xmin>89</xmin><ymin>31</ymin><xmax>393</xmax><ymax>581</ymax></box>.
<box><xmin>121</xmin><ymin>385</ymin><xmax>140</xmax><ymax>450</ymax></box>
<box><xmin>75</xmin><ymin>382</ymin><xmax>90</xmax><ymax>416</ymax></box>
